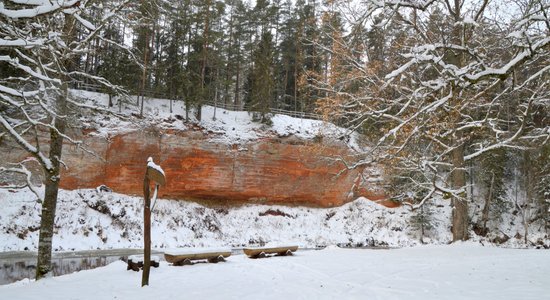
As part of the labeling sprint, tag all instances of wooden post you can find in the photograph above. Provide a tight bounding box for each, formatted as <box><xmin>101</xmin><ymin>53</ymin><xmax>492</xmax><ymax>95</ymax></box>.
<box><xmin>141</xmin><ymin>158</ymin><xmax>165</xmax><ymax>287</ymax></box>
<box><xmin>142</xmin><ymin>175</ymin><xmax>151</xmax><ymax>287</ymax></box>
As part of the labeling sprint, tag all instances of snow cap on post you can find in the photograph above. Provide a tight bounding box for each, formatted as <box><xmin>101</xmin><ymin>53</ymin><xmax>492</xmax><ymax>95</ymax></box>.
<box><xmin>146</xmin><ymin>157</ymin><xmax>165</xmax><ymax>186</ymax></box>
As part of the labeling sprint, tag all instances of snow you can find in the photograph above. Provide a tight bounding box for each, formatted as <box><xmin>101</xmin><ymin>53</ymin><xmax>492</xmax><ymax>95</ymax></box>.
<box><xmin>0</xmin><ymin>0</ymin><xmax>81</xmax><ymax>19</ymax></box>
<box><xmin>0</xmin><ymin>38</ymin><xmax>45</xmax><ymax>47</ymax></box>
<box><xmin>1</xmin><ymin>244</ymin><xmax>549</xmax><ymax>299</ymax></box>
<box><xmin>70</xmin><ymin>90</ymin><xmax>360</xmax><ymax>150</ymax></box>
<box><xmin>146</xmin><ymin>157</ymin><xmax>165</xmax><ymax>177</ymax></box>
<box><xmin>0</xmin><ymin>114</ymin><xmax>53</xmax><ymax>171</ymax></box>
<box><xmin>73</xmin><ymin>13</ymin><xmax>96</xmax><ymax>31</ymax></box>
<box><xmin>243</xmin><ymin>245</ymin><xmax>296</xmax><ymax>250</ymax></box>
<box><xmin>1</xmin><ymin>186</ymin><xmax>548</xmax><ymax>252</ymax></box>
<box><xmin>465</xmin><ymin>37</ymin><xmax>550</xmax><ymax>82</ymax></box>
<box><xmin>0</xmin><ymin>188</ymin><xmax>449</xmax><ymax>252</ymax></box>
<box><xmin>163</xmin><ymin>247</ymin><xmax>231</xmax><ymax>256</ymax></box>
<box><xmin>127</xmin><ymin>255</ymin><xmax>160</xmax><ymax>263</ymax></box>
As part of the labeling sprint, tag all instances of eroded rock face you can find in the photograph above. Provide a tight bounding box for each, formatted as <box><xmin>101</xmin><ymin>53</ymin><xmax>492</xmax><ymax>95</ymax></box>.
<box><xmin>4</xmin><ymin>128</ymin><xmax>386</xmax><ymax>207</ymax></box>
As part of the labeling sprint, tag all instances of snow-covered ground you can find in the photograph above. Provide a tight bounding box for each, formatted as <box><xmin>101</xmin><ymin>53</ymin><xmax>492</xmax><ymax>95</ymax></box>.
<box><xmin>2</xmin><ymin>244</ymin><xmax>549</xmax><ymax>300</ymax></box>
<box><xmin>2</xmin><ymin>187</ymin><xmax>548</xmax><ymax>253</ymax></box>
<box><xmin>0</xmin><ymin>188</ymin><xmax>452</xmax><ymax>252</ymax></box>
<box><xmin>2</xmin><ymin>90</ymin><xmax>549</xmax><ymax>297</ymax></box>
<box><xmin>73</xmin><ymin>90</ymin><xmax>363</xmax><ymax>150</ymax></box>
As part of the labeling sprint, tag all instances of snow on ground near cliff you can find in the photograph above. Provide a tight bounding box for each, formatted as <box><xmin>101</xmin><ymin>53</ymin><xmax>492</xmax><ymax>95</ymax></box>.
<box><xmin>0</xmin><ymin>188</ymin><xmax>452</xmax><ymax>252</ymax></box>
<box><xmin>2</xmin><ymin>244</ymin><xmax>550</xmax><ymax>300</ymax></box>
<box><xmin>72</xmin><ymin>90</ymin><xmax>362</xmax><ymax>150</ymax></box>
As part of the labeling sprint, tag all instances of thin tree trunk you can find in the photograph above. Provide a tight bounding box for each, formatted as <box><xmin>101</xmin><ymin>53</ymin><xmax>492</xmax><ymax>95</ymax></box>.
<box><xmin>234</xmin><ymin>42</ymin><xmax>241</xmax><ymax>108</ymax></box>
<box><xmin>224</xmin><ymin>7</ymin><xmax>234</xmax><ymax>107</ymax></box>
<box><xmin>524</xmin><ymin>151</ymin><xmax>531</xmax><ymax>244</ymax></box>
<box><xmin>213</xmin><ymin>69</ymin><xmax>219</xmax><ymax>120</ymax></box>
<box><xmin>197</xmin><ymin>0</ymin><xmax>212</xmax><ymax>122</ymax></box>
<box><xmin>36</xmin><ymin>82</ymin><xmax>68</xmax><ymax>280</ymax></box>
<box><xmin>140</xmin><ymin>29</ymin><xmax>149</xmax><ymax>117</ymax></box>
<box><xmin>480</xmin><ymin>173</ymin><xmax>495</xmax><ymax>235</ymax></box>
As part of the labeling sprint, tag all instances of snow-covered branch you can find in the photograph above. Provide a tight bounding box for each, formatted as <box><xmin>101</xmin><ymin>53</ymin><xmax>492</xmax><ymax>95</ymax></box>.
<box><xmin>0</xmin><ymin>162</ymin><xmax>43</xmax><ymax>201</ymax></box>
<box><xmin>465</xmin><ymin>37</ymin><xmax>550</xmax><ymax>83</ymax></box>
<box><xmin>0</xmin><ymin>0</ymin><xmax>81</xmax><ymax>19</ymax></box>
<box><xmin>0</xmin><ymin>115</ymin><xmax>53</xmax><ymax>171</ymax></box>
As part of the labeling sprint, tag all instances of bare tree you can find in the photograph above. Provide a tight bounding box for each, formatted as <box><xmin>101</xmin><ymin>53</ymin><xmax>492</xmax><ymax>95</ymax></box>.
<box><xmin>315</xmin><ymin>0</ymin><xmax>550</xmax><ymax>241</ymax></box>
<box><xmin>0</xmin><ymin>0</ymin><xmax>130</xmax><ymax>279</ymax></box>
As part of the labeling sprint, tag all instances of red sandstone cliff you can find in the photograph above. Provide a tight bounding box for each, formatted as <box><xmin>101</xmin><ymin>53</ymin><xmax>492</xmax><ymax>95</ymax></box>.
<box><xmin>2</xmin><ymin>127</ymin><xmax>388</xmax><ymax>207</ymax></box>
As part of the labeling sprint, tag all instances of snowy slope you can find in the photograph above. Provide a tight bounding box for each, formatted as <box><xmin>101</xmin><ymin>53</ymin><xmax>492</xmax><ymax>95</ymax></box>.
<box><xmin>2</xmin><ymin>186</ymin><xmax>547</xmax><ymax>252</ymax></box>
<box><xmin>1</xmin><ymin>244</ymin><xmax>549</xmax><ymax>300</ymax></box>
<box><xmin>0</xmin><ymin>188</ymin><xmax>452</xmax><ymax>252</ymax></box>
<box><xmin>72</xmin><ymin>90</ymin><xmax>363</xmax><ymax>150</ymax></box>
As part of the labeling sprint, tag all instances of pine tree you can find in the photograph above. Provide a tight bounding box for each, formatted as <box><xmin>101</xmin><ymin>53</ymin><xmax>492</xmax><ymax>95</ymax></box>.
<box><xmin>245</xmin><ymin>31</ymin><xmax>276</xmax><ymax>123</ymax></box>
<box><xmin>410</xmin><ymin>204</ymin><xmax>437</xmax><ymax>244</ymax></box>
<box><xmin>277</xmin><ymin>0</ymin><xmax>299</xmax><ymax>110</ymax></box>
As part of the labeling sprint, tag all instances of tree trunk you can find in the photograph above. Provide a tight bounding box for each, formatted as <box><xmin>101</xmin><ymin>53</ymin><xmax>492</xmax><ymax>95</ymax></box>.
<box><xmin>451</xmin><ymin>143</ymin><xmax>468</xmax><ymax>241</ymax></box>
<box><xmin>523</xmin><ymin>151</ymin><xmax>531</xmax><ymax>244</ymax></box>
<box><xmin>36</xmin><ymin>83</ymin><xmax>68</xmax><ymax>279</ymax></box>
<box><xmin>197</xmin><ymin>0</ymin><xmax>211</xmax><ymax>122</ymax></box>
<box><xmin>224</xmin><ymin>7</ymin><xmax>234</xmax><ymax>107</ymax></box>
<box><xmin>480</xmin><ymin>173</ymin><xmax>495</xmax><ymax>235</ymax></box>
<box><xmin>142</xmin><ymin>175</ymin><xmax>151</xmax><ymax>286</ymax></box>
<box><xmin>234</xmin><ymin>43</ymin><xmax>241</xmax><ymax>108</ymax></box>
<box><xmin>140</xmin><ymin>29</ymin><xmax>150</xmax><ymax>116</ymax></box>
<box><xmin>449</xmin><ymin>0</ymin><xmax>468</xmax><ymax>242</ymax></box>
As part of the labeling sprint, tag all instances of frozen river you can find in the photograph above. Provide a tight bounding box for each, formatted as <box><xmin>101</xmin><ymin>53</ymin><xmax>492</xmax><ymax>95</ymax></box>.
<box><xmin>0</xmin><ymin>249</ymin><xmax>153</xmax><ymax>285</ymax></box>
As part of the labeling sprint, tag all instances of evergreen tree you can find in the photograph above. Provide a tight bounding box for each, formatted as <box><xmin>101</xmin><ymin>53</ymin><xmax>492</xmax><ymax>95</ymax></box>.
<box><xmin>277</xmin><ymin>0</ymin><xmax>299</xmax><ymax>110</ymax></box>
<box><xmin>410</xmin><ymin>204</ymin><xmax>437</xmax><ymax>244</ymax></box>
<box><xmin>295</xmin><ymin>0</ymin><xmax>321</xmax><ymax>113</ymax></box>
<box><xmin>245</xmin><ymin>31</ymin><xmax>276</xmax><ymax>123</ymax></box>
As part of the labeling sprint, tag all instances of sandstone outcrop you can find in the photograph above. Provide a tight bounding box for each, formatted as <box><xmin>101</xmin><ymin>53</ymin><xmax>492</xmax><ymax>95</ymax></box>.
<box><xmin>2</xmin><ymin>127</ymin><xmax>387</xmax><ymax>207</ymax></box>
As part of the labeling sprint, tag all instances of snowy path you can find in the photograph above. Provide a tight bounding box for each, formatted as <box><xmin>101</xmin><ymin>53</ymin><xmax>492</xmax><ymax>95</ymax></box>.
<box><xmin>2</xmin><ymin>244</ymin><xmax>549</xmax><ymax>300</ymax></box>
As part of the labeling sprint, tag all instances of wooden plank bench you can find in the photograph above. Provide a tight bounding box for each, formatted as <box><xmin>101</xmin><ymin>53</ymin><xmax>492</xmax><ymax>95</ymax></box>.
<box><xmin>243</xmin><ymin>246</ymin><xmax>298</xmax><ymax>259</ymax></box>
<box><xmin>127</xmin><ymin>255</ymin><xmax>160</xmax><ymax>271</ymax></box>
<box><xmin>164</xmin><ymin>248</ymin><xmax>232</xmax><ymax>266</ymax></box>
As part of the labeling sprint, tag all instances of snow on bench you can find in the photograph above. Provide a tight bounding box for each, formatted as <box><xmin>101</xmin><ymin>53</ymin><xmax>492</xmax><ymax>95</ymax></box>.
<box><xmin>163</xmin><ymin>247</ymin><xmax>232</xmax><ymax>265</ymax></box>
<box><xmin>243</xmin><ymin>245</ymin><xmax>298</xmax><ymax>258</ymax></box>
<box><xmin>163</xmin><ymin>247</ymin><xmax>231</xmax><ymax>256</ymax></box>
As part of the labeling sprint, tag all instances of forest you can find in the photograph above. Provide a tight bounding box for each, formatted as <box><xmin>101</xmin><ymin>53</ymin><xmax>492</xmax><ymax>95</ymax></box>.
<box><xmin>1</xmin><ymin>0</ymin><xmax>549</xmax><ymax>281</ymax></box>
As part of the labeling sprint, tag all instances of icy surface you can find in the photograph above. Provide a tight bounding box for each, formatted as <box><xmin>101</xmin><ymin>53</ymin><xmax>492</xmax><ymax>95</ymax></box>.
<box><xmin>1</xmin><ymin>244</ymin><xmax>549</xmax><ymax>299</ymax></box>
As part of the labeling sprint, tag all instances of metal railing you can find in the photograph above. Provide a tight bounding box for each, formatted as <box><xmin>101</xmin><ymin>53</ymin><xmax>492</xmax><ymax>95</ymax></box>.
<box><xmin>71</xmin><ymin>82</ymin><xmax>322</xmax><ymax>121</ymax></box>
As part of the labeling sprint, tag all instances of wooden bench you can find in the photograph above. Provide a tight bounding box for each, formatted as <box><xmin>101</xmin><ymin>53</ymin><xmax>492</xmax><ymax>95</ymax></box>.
<box><xmin>243</xmin><ymin>246</ymin><xmax>298</xmax><ymax>259</ymax></box>
<box><xmin>164</xmin><ymin>248</ymin><xmax>232</xmax><ymax>266</ymax></box>
<box><xmin>127</xmin><ymin>255</ymin><xmax>160</xmax><ymax>271</ymax></box>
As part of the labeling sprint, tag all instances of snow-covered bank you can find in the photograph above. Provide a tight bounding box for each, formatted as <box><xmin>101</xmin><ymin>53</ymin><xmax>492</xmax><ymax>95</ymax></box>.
<box><xmin>0</xmin><ymin>188</ymin><xmax>451</xmax><ymax>252</ymax></box>
<box><xmin>2</xmin><ymin>244</ymin><xmax>549</xmax><ymax>300</ymax></box>
<box><xmin>2</xmin><ymin>186</ymin><xmax>549</xmax><ymax>252</ymax></box>
<box><xmin>73</xmin><ymin>89</ymin><xmax>363</xmax><ymax>150</ymax></box>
